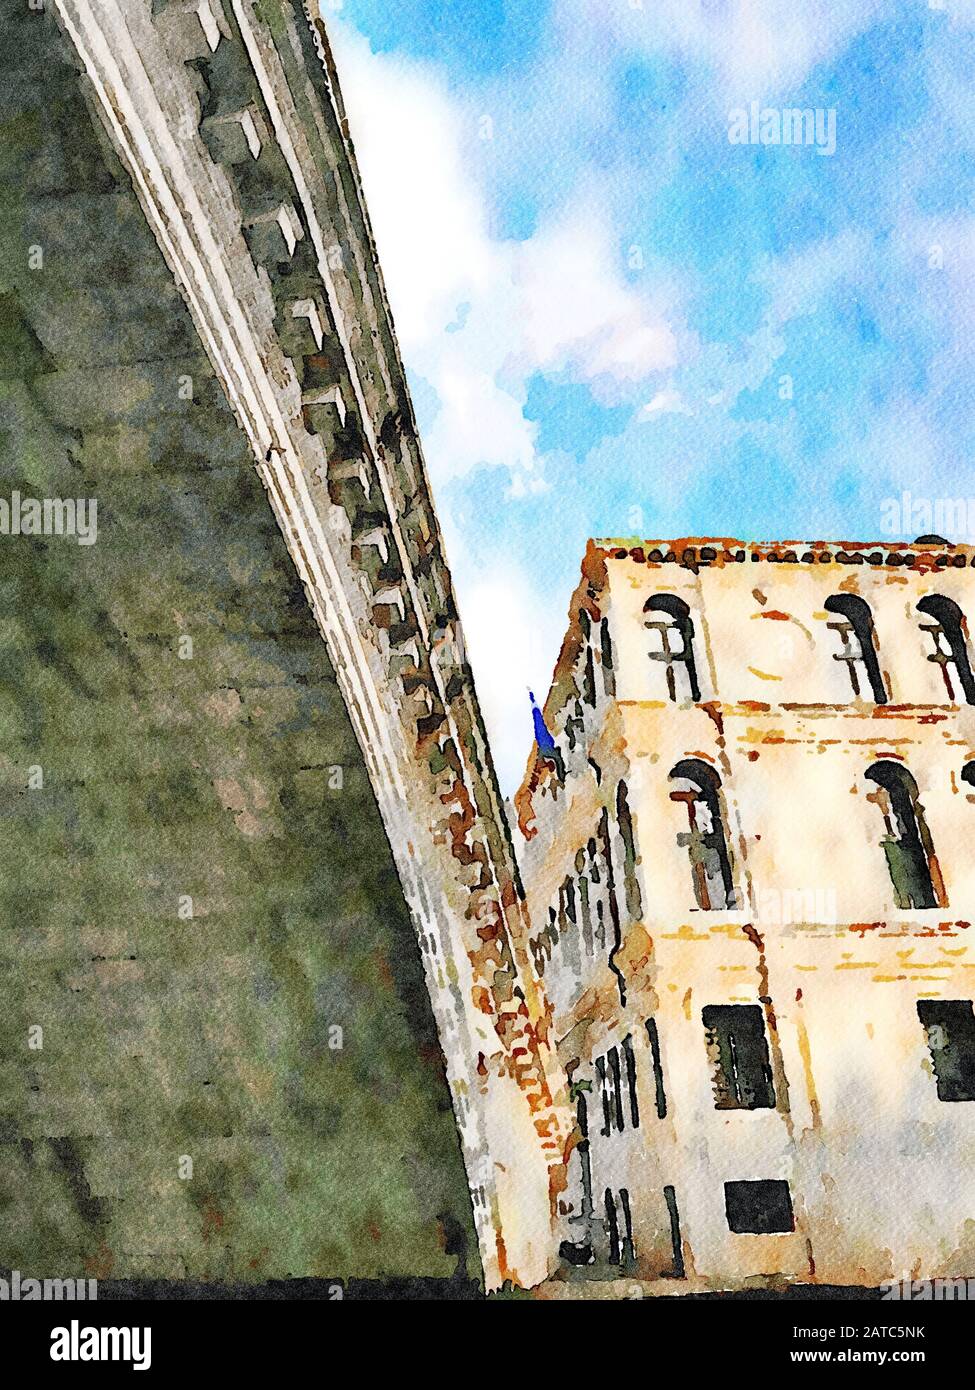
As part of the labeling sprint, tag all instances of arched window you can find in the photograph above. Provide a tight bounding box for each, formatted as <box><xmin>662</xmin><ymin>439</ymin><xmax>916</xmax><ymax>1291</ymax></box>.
<box><xmin>644</xmin><ymin>595</ymin><xmax>701</xmax><ymax>702</ymax></box>
<box><xmin>865</xmin><ymin>761</ymin><xmax>943</xmax><ymax>910</ymax></box>
<box><xmin>824</xmin><ymin>594</ymin><xmax>887</xmax><ymax>703</ymax></box>
<box><xmin>917</xmin><ymin>595</ymin><xmax>975</xmax><ymax>704</ymax></box>
<box><xmin>669</xmin><ymin>759</ymin><xmax>736</xmax><ymax>910</ymax></box>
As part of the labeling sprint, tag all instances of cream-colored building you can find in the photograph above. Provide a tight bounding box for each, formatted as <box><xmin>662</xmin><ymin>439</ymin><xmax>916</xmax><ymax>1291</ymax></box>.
<box><xmin>515</xmin><ymin>537</ymin><xmax>975</xmax><ymax>1290</ymax></box>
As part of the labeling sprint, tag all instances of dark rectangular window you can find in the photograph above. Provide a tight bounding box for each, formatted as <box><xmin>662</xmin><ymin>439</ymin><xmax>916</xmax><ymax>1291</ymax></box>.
<box><xmin>575</xmin><ymin>861</ymin><xmax>593</xmax><ymax>957</ymax></box>
<box><xmin>618</xmin><ymin>1188</ymin><xmax>635</xmax><ymax>1264</ymax></box>
<box><xmin>582</xmin><ymin>643</ymin><xmax>596</xmax><ymax>708</ymax></box>
<box><xmin>607</xmin><ymin>1046</ymin><xmax>624</xmax><ymax>1133</ymax></box>
<box><xmin>596</xmin><ymin>1045</ymin><xmax>638</xmax><ymax>1133</ymax></box>
<box><xmin>604</xmin><ymin>1188</ymin><xmax>620</xmax><ymax>1264</ymax></box>
<box><xmin>622</xmin><ymin>1034</ymin><xmax>640</xmax><ymax>1129</ymax></box>
<box><xmin>917</xmin><ymin>1000</ymin><xmax>975</xmax><ymax>1102</ymax></box>
<box><xmin>600</xmin><ymin>618</ymin><xmax>616</xmax><ymax>698</ymax></box>
<box><xmin>663</xmin><ymin>1185</ymin><xmax>684</xmax><ymax>1278</ymax></box>
<box><xmin>724</xmin><ymin>1179</ymin><xmax>794</xmax><ymax>1235</ymax></box>
<box><xmin>702</xmin><ymin>1004</ymin><xmax>776</xmax><ymax>1110</ymax></box>
<box><xmin>645</xmin><ymin>1018</ymin><xmax>667</xmax><ymax>1118</ymax></box>
<box><xmin>604</xmin><ymin>1188</ymin><xmax>634</xmax><ymax>1266</ymax></box>
<box><xmin>595</xmin><ymin>1055</ymin><xmax>612</xmax><ymax>1136</ymax></box>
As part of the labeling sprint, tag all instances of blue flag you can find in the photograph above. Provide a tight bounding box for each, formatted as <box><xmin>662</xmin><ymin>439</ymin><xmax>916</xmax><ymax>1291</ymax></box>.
<box><xmin>529</xmin><ymin>690</ymin><xmax>556</xmax><ymax>755</ymax></box>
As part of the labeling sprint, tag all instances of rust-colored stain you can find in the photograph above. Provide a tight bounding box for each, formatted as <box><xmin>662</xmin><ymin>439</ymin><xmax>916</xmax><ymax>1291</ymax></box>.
<box><xmin>201</xmin><ymin>1200</ymin><xmax>225</xmax><ymax>1243</ymax></box>
<box><xmin>84</xmin><ymin>1243</ymin><xmax>115</xmax><ymax>1280</ymax></box>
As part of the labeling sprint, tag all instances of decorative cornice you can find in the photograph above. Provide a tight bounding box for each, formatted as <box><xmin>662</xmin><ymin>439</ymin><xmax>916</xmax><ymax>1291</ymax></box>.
<box><xmin>595</xmin><ymin>536</ymin><xmax>974</xmax><ymax>573</ymax></box>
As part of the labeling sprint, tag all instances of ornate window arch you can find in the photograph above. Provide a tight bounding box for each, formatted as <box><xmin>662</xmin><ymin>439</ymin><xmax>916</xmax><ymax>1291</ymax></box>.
<box><xmin>669</xmin><ymin>758</ymin><xmax>736</xmax><ymax>910</ymax></box>
<box><xmin>824</xmin><ymin>593</ymin><xmax>887</xmax><ymax>703</ymax></box>
<box><xmin>917</xmin><ymin>594</ymin><xmax>975</xmax><ymax>704</ymax></box>
<box><xmin>865</xmin><ymin>761</ymin><xmax>943</xmax><ymax>910</ymax></box>
<box><xmin>645</xmin><ymin>594</ymin><xmax>701</xmax><ymax>702</ymax></box>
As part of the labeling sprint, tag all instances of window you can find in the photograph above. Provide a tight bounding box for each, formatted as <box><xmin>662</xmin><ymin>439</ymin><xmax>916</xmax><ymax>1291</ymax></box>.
<box><xmin>571</xmin><ymin>853</ymin><xmax>594</xmax><ymax>957</ymax></box>
<box><xmin>824</xmin><ymin>593</ymin><xmax>887</xmax><ymax>703</ymax></box>
<box><xmin>596</xmin><ymin>806</ymin><xmax>622</xmax><ymax>956</ymax></box>
<box><xmin>865</xmin><ymin>761</ymin><xmax>943</xmax><ymax>910</ymax></box>
<box><xmin>595</xmin><ymin>1055</ymin><xmax>612</xmax><ymax>1136</ymax></box>
<box><xmin>663</xmin><ymin>1185</ymin><xmax>685</xmax><ymax>1278</ymax></box>
<box><xmin>599</xmin><ymin>616</ymin><xmax>616</xmax><ymax>698</ymax></box>
<box><xmin>724</xmin><ymin>1180</ymin><xmax>794</xmax><ymax>1235</ymax></box>
<box><xmin>604</xmin><ymin>1188</ymin><xmax>635</xmax><ymax>1265</ymax></box>
<box><xmin>559</xmin><ymin>875</ymin><xmax>580</xmax><ymax>956</ymax></box>
<box><xmin>564</xmin><ymin>697</ymin><xmax>586</xmax><ymax>752</ymax></box>
<box><xmin>544</xmin><ymin>905</ymin><xmax>558</xmax><ymax>956</ymax></box>
<box><xmin>578</xmin><ymin>610</ymin><xmax>597</xmax><ymax>708</ymax></box>
<box><xmin>552</xmin><ymin>878</ymin><xmax>581</xmax><ymax>978</ymax></box>
<box><xmin>583</xmin><ymin>837</ymin><xmax>608</xmax><ymax>951</ymax></box>
<box><xmin>702</xmin><ymin>1004</ymin><xmax>776</xmax><ymax>1110</ymax></box>
<box><xmin>917</xmin><ymin>595</ymin><xmax>975</xmax><ymax>705</ymax></box>
<box><xmin>616</xmin><ymin>780</ymin><xmax>643</xmax><ymax>922</ymax></box>
<box><xmin>607</xmin><ymin>1046</ymin><xmax>624</xmax><ymax>1133</ymax></box>
<box><xmin>917</xmin><ymin>1000</ymin><xmax>975</xmax><ymax>1102</ymax></box>
<box><xmin>559</xmin><ymin>1086</ymin><xmax>595</xmax><ymax>1266</ymax></box>
<box><xmin>621</xmin><ymin>1034</ymin><xmax>640</xmax><ymax>1129</ymax></box>
<box><xmin>530</xmin><ymin>888</ymin><xmax>573</xmax><ymax>976</ymax></box>
<box><xmin>644</xmin><ymin>594</ymin><xmax>701</xmax><ymax>702</ymax></box>
<box><xmin>670</xmin><ymin>759</ymin><xmax>736</xmax><ymax>911</ymax></box>
<box><xmin>596</xmin><ymin>1041</ymin><xmax>637</xmax><ymax>1134</ymax></box>
<box><xmin>645</xmin><ymin>1018</ymin><xmax>668</xmax><ymax>1119</ymax></box>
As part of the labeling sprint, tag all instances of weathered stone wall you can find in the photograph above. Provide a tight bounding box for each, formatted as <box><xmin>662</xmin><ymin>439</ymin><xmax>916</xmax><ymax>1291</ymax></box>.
<box><xmin>35</xmin><ymin>0</ymin><xmax>569</xmax><ymax>1289</ymax></box>
<box><xmin>0</xmin><ymin>3</ymin><xmax>477</xmax><ymax>1284</ymax></box>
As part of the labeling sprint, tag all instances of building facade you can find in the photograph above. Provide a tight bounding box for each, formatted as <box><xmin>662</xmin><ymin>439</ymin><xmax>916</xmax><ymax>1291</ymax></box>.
<box><xmin>516</xmin><ymin>537</ymin><xmax>975</xmax><ymax>1290</ymax></box>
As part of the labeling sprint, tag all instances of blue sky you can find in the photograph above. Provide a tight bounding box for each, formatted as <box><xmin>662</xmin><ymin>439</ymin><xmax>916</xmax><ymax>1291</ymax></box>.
<box><xmin>323</xmin><ymin>0</ymin><xmax>975</xmax><ymax>789</ymax></box>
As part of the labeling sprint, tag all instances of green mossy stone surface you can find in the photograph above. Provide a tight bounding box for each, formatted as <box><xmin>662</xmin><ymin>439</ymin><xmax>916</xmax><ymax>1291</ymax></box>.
<box><xmin>0</xmin><ymin>7</ymin><xmax>476</xmax><ymax>1285</ymax></box>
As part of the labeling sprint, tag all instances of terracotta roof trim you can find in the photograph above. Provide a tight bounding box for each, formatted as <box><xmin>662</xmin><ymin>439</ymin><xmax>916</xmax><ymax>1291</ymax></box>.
<box><xmin>592</xmin><ymin>538</ymin><xmax>974</xmax><ymax>573</ymax></box>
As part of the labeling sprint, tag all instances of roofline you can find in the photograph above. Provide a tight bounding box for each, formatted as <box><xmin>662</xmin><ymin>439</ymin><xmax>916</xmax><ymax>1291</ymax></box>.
<box><xmin>592</xmin><ymin>536</ymin><xmax>974</xmax><ymax>570</ymax></box>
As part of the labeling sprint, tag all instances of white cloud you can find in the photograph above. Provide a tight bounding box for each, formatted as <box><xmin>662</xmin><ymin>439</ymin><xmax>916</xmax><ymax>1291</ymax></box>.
<box><xmin>329</xmin><ymin>24</ymin><xmax>680</xmax><ymax>484</ymax></box>
<box><xmin>940</xmin><ymin>0</ymin><xmax>975</xmax><ymax>25</ymax></box>
<box><xmin>327</xmin><ymin>23</ymin><xmax>688</xmax><ymax>789</ymax></box>
<box><xmin>328</xmin><ymin>37</ymin><xmax>493</xmax><ymax>351</ymax></box>
<box><xmin>515</xmin><ymin>211</ymin><xmax>677</xmax><ymax>384</ymax></box>
<box><xmin>638</xmin><ymin>387</ymin><xmax>691</xmax><ymax>420</ymax></box>
<box><xmin>447</xmin><ymin>559</ymin><xmax>567</xmax><ymax>795</ymax></box>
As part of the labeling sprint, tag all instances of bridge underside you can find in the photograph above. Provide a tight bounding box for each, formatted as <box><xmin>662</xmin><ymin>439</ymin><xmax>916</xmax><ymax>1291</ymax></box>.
<box><xmin>0</xmin><ymin>1</ymin><xmax>568</xmax><ymax>1290</ymax></box>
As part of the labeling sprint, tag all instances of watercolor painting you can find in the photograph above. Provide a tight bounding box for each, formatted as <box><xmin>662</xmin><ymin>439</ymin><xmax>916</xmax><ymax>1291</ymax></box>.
<box><xmin>2</xmin><ymin>0</ymin><xmax>975</xmax><ymax>1324</ymax></box>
